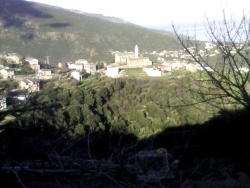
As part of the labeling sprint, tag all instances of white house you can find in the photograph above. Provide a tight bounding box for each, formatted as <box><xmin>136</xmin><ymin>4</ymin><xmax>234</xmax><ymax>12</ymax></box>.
<box><xmin>171</xmin><ymin>61</ymin><xmax>182</xmax><ymax>70</ymax></box>
<box><xmin>25</xmin><ymin>57</ymin><xmax>40</xmax><ymax>71</ymax></box>
<box><xmin>71</xmin><ymin>70</ymin><xmax>83</xmax><ymax>81</ymax></box>
<box><xmin>19</xmin><ymin>78</ymin><xmax>40</xmax><ymax>92</ymax></box>
<box><xmin>67</xmin><ymin>63</ymin><xmax>77</xmax><ymax>70</ymax></box>
<box><xmin>143</xmin><ymin>68</ymin><xmax>162</xmax><ymax>77</ymax></box>
<box><xmin>0</xmin><ymin>68</ymin><xmax>15</xmax><ymax>79</ymax></box>
<box><xmin>75</xmin><ymin>59</ymin><xmax>88</xmax><ymax>65</ymax></box>
<box><xmin>160</xmin><ymin>62</ymin><xmax>172</xmax><ymax>72</ymax></box>
<box><xmin>185</xmin><ymin>63</ymin><xmax>199</xmax><ymax>72</ymax></box>
<box><xmin>67</xmin><ymin>63</ymin><xmax>84</xmax><ymax>71</ymax></box>
<box><xmin>105</xmin><ymin>66</ymin><xmax>120</xmax><ymax>78</ymax></box>
<box><xmin>239</xmin><ymin>66</ymin><xmax>249</xmax><ymax>73</ymax></box>
<box><xmin>25</xmin><ymin>57</ymin><xmax>38</xmax><ymax>65</ymax></box>
<box><xmin>84</xmin><ymin>63</ymin><xmax>96</xmax><ymax>74</ymax></box>
<box><xmin>205</xmin><ymin>42</ymin><xmax>215</xmax><ymax>50</ymax></box>
<box><xmin>204</xmin><ymin>66</ymin><xmax>214</xmax><ymax>72</ymax></box>
<box><xmin>37</xmin><ymin>69</ymin><xmax>52</xmax><ymax>76</ymax></box>
<box><xmin>58</xmin><ymin>62</ymin><xmax>67</xmax><ymax>68</ymax></box>
<box><xmin>6</xmin><ymin>53</ymin><xmax>21</xmax><ymax>64</ymax></box>
<box><xmin>75</xmin><ymin>64</ymin><xmax>84</xmax><ymax>71</ymax></box>
<box><xmin>74</xmin><ymin>59</ymin><xmax>88</xmax><ymax>71</ymax></box>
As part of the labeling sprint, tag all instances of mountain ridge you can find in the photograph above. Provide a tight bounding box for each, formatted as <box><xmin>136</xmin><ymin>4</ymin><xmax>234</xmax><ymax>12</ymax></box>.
<box><xmin>0</xmin><ymin>0</ymin><xmax>180</xmax><ymax>64</ymax></box>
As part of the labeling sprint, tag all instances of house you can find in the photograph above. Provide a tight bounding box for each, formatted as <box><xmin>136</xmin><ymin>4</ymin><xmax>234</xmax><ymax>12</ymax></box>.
<box><xmin>84</xmin><ymin>63</ymin><xmax>96</xmax><ymax>74</ymax></box>
<box><xmin>185</xmin><ymin>63</ymin><xmax>199</xmax><ymax>72</ymax></box>
<box><xmin>0</xmin><ymin>95</ymin><xmax>7</xmax><ymax>111</ymax></box>
<box><xmin>160</xmin><ymin>63</ymin><xmax>172</xmax><ymax>72</ymax></box>
<box><xmin>205</xmin><ymin>42</ymin><xmax>215</xmax><ymax>50</ymax></box>
<box><xmin>25</xmin><ymin>57</ymin><xmax>40</xmax><ymax>72</ymax></box>
<box><xmin>58</xmin><ymin>62</ymin><xmax>67</xmax><ymax>68</ymax></box>
<box><xmin>19</xmin><ymin>78</ymin><xmax>40</xmax><ymax>92</ymax></box>
<box><xmin>0</xmin><ymin>68</ymin><xmax>15</xmax><ymax>79</ymax></box>
<box><xmin>204</xmin><ymin>66</ymin><xmax>214</xmax><ymax>72</ymax></box>
<box><xmin>171</xmin><ymin>61</ymin><xmax>182</xmax><ymax>70</ymax></box>
<box><xmin>25</xmin><ymin>57</ymin><xmax>38</xmax><ymax>65</ymax></box>
<box><xmin>105</xmin><ymin>66</ymin><xmax>120</xmax><ymax>78</ymax></box>
<box><xmin>75</xmin><ymin>64</ymin><xmax>84</xmax><ymax>71</ymax></box>
<box><xmin>6</xmin><ymin>53</ymin><xmax>21</xmax><ymax>64</ymax></box>
<box><xmin>37</xmin><ymin>69</ymin><xmax>52</xmax><ymax>76</ymax></box>
<box><xmin>71</xmin><ymin>70</ymin><xmax>83</xmax><ymax>81</ymax></box>
<box><xmin>67</xmin><ymin>63</ymin><xmax>77</xmax><ymax>70</ymax></box>
<box><xmin>75</xmin><ymin>59</ymin><xmax>88</xmax><ymax>65</ymax></box>
<box><xmin>143</xmin><ymin>68</ymin><xmax>162</xmax><ymax>77</ymax></box>
<box><xmin>239</xmin><ymin>66</ymin><xmax>249</xmax><ymax>73</ymax></box>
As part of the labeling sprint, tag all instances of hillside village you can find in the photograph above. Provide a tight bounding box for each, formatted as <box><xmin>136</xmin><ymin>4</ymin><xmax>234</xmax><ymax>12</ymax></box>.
<box><xmin>2</xmin><ymin>1</ymin><xmax>250</xmax><ymax>187</ymax></box>
<box><xmin>0</xmin><ymin>42</ymin><xmax>249</xmax><ymax>111</ymax></box>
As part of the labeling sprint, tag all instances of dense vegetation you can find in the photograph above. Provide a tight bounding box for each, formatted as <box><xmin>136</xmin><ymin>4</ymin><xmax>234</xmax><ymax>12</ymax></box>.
<box><xmin>1</xmin><ymin>73</ymin><xmax>250</xmax><ymax>187</ymax></box>
<box><xmin>17</xmin><ymin>74</ymin><xmax>218</xmax><ymax>138</ymax></box>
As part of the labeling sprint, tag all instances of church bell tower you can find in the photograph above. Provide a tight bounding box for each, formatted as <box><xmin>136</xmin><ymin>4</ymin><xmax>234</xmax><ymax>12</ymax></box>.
<box><xmin>135</xmin><ymin>45</ymin><xmax>139</xmax><ymax>58</ymax></box>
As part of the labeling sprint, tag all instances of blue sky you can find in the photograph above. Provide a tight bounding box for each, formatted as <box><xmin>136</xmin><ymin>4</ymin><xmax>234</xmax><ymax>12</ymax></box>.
<box><xmin>26</xmin><ymin>0</ymin><xmax>249</xmax><ymax>28</ymax></box>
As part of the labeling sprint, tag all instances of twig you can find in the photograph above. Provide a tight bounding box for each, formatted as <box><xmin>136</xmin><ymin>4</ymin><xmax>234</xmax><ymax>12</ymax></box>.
<box><xmin>98</xmin><ymin>170</ymin><xmax>125</xmax><ymax>188</ymax></box>
<box><xmin>12</xmin><ymin>170</ymin><xmax>27</xmax><ymax>188</ymax></box>
<box><xmin>2</xmin><ymin>167</ymin><xmax>81</xmax><ymax>174</ymax></box>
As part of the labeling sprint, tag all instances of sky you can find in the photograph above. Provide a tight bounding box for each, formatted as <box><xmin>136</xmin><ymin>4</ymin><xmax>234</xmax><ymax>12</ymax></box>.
<box><xmin>25</xmin><ymin>0</ymin><xmax>250</xmax><ymax>26</ymax></box>
<box><xmin>26</xmin><ymin>0</ymin><xmax>250</xmax><ymax>28</ymax></box>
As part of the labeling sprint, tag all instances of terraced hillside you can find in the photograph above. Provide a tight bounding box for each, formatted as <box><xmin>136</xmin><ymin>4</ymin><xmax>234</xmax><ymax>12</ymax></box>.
<box><xmin>122</xmin><ymin>68</ymin><xmax>149</xmax><ymax>78</ymax></box>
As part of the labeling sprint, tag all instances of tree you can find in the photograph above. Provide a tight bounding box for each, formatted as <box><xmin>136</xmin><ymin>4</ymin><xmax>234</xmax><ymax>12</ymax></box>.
<box><xmin>172</xmin><ymin>11</ymin><xmax>250</xmax><ymax>110</ymax></box>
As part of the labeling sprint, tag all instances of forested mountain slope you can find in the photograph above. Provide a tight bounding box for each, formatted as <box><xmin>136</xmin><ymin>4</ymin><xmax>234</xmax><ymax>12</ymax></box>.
<box><xmin>0</xmin><ymin>0</ymin><xmax>179</xmax><ymax>63</ymax></box>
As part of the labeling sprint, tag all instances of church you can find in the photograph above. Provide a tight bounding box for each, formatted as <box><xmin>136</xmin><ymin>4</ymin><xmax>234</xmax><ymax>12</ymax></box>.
<box><xmin>114</xmin><ymin>45</ymin><xmax>152</xmax><ymax>67</ymax></box>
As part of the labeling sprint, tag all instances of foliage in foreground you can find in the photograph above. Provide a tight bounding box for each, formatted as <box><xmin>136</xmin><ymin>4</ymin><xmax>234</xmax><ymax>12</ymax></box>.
<box><xmin>1</xmin><ymin>73</ymin><xmax>250</xmax><ymax>187</ymax></box>
<box><xmin>1</xmin><ymin>100</ymin><xmax>250</xmax><ymax>187</ymax></box>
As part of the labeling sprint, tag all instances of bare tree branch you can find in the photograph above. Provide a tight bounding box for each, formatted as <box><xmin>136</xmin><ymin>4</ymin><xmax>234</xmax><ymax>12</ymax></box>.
<box><xmin>172</xmin><ymin>11</ymin><xmax>250</xmax><ymax>110</ymax></box>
